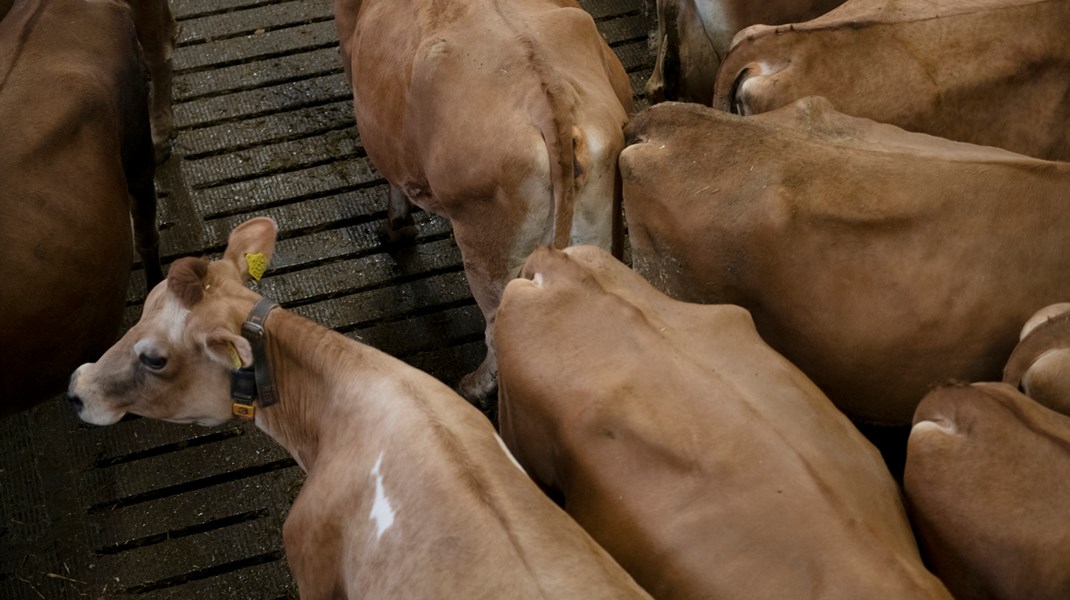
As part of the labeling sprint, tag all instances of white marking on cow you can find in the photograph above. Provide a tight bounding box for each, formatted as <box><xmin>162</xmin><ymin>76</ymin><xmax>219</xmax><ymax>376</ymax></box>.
<box><xmin>912</xmin><ymin>419</ymin><xmax>957</xmax><ymax>436</ymax></box>
<box><xmin>161</xmin><ymin>296</ymin><xmax>191</xmax><ymax>342</ymax></box>
<box><xmin>495</xmin><ymin>434</ymin><xmax>526</xmax><ymax>474</ymax></box>
<box><xmin>532</xmin><ymin>272</ymin><xmax>544</xmax><ymax>288</ymax></box>
<box><xmin>369</xmin><ymin>452</ymin><xmax>396</xmax><ymax>540</ymax></box>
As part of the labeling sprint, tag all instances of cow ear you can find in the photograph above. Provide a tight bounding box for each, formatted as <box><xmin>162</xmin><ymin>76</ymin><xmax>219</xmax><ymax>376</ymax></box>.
<box><xmin>223</xmin><ymin>217</ymin><xmax>279</xmax><ymax>283</ymax></box>
<box><xmin>201</xmin><ymin>329</ymin><xmax>253</xmax><ymax>370</ymax></box>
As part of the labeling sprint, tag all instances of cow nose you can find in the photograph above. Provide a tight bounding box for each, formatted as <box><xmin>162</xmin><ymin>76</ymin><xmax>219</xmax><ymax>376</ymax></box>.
<box><xmin>67</xmin><ymin>392</ymin><xmax>84</xmax><ymax>413</ymax></box>
<box><xmin>67</xmin><ymin>369</ymin><xmax>84</xmax><ymax>413</ymax></box>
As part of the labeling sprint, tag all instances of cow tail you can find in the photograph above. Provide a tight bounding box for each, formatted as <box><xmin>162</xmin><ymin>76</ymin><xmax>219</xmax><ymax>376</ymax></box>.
<box><xmin>551</xmin><ymin>121</ymin><xmax>581</xmax><ymax>250</ymax></box>
<box><xmin>550</xmin><ymin>106</ymin><xmax>579</xmax><ymax>251</ymax></box>
<box><xmin>530</xmin><ymin>70</ymin><xmax>578</xmax><ymax>250</ymax></box>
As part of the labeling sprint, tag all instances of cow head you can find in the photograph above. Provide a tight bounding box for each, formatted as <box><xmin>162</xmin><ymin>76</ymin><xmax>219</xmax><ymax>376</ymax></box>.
<box><xmin>1003</xmin><ymin>303</ymin><xmax>1070</xmax><ymax>417</ymax></box>
<box><xmin>68</xmin><ymin>217</ymin><xmax>278</xmax><ymax>426</ymax></box>
<box><xmin>905</xmin><ymin>381</ymin><xmax>1070</xmax><ymax>599</ymax></box>
<box><xmin>723</xmin><ymin>57</ymin><xmax>791</xmax><ymax>117</ymax></box>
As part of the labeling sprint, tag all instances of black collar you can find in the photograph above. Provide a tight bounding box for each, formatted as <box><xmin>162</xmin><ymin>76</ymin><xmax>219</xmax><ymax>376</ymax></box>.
<box><xmin>231</xmin><ymin>298</ymin><xmax>279</xmax><ymax>420</ymax></box>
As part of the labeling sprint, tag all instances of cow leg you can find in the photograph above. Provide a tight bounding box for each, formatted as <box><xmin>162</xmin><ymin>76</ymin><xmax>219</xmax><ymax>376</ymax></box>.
<box><xmin>460</xmin><ymin>319</ymin><xmax>500</xmax><ymax>409</ymax></box>
<box><xmin>123</xmin><ymin>104</ymin><xmax>162</xmax><ymax>287</ymax></box>
<box><xmin>129</xmin><ymin>174</ymin><xmax>162</xmax><ymax>288</ymax></box>
<box><xmin>381</xmin><ymin>183</ymin><xmax>417</xmax><ymax>244</ymax></box>
<box><xmin>643</xmin><ymin>0</ymin><xmax>677</xmax><ymax>103</ymax></box>
<box><xmin>452</xmin><ymin>192</ymin><xmax>546</xmax><ymax>407</ymax></box>
<box><xmin>128</xmin><ymin>0</ymin><xmax>179</xmax><ymax>163</ymax></box>
<box><xmin>456</xmin><ymin>247</ymin><xmax>506</xmax><ymax>406</ymax></box>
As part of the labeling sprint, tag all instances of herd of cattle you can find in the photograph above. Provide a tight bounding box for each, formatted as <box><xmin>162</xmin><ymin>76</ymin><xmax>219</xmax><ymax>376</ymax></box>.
<box><xmin>4</xmin><ymin>0</ymin><xmax>1070</xmax><ymax>597</ymax></box>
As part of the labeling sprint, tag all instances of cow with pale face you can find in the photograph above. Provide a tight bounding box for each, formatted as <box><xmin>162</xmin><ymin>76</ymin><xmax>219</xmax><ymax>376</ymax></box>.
<box><xmin>905</xmin><ymin>382</ymin><xmax>1070</xmax><ymax>599</ymax></box>
<box><xmin>68</xmin><ymin>218</ymin><xmax>653</xmax><ymax>600</ymax></box>
<box><xmin>333</xmin><ymin>0</ymin><xmax>634</xmax><ymax>405</ymax></box>
<box><xmin>645</xmin><ymin>0</ymin><xmax>844</xmax><ymax>104</ymax></box>
<box><xmin>1</xmin><ymin>0</ymin><xmax>162</xmax><ymax>417</ymax></box>
<box><xmin>714</xmin><ymin>0</ymin><xmax>1070</xmax><ymax>161</ymax></box>
<box><xmin>621</xmin><ymin>97</ymin><xmax>1070</xmax><ymax>425</ymax></box>
<box><xmin>495</xmin><ymin>245</ymin><xmax>951</xmax><ymax>600</ymax></box>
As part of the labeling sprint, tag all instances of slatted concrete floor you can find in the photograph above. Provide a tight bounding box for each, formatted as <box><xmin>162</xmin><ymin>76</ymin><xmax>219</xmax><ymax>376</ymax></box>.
<box><xmin>0</xmin><ymin>0</ymin><xmax>654</xmax><ymax>597</ymax></box>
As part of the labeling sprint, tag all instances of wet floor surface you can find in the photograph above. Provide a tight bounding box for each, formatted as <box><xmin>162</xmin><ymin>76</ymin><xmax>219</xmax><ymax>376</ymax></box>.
<box><xmin>0</xmin><ymin>0</ymin><xmax>653</xmax><ymax>597</ymax></box>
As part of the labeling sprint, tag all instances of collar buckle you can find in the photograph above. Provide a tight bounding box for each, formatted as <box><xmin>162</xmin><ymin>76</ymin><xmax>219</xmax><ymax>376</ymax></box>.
<box><xmin>230</xmin><ymin>299</ymin><xmax>279</xmax><ymax>418</ymax></box>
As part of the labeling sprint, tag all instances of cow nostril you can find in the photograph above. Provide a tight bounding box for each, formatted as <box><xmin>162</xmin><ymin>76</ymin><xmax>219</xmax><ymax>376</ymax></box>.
<box><xmin>67</xmin><ymin>393</ymin><xmax>84</xmax><ymax>412</ymax></box>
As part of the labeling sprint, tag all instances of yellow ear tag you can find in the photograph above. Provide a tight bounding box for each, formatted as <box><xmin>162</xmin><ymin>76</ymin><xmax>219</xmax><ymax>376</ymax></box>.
<box><xmin>245</xmin><ymin>252</ymin><xmax>268</xmax><ymax>281</ymax></box>
<box><xmin>225</xmin><ymin>342</ymin><xmax>243</xmax><ymax>369</ymax></box>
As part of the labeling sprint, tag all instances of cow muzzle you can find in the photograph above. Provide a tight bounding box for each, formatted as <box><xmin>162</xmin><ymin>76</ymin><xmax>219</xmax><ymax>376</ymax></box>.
<box><xmin>67</xmin><ymin>365</ymin><xmax>125</xmax><ymax>426</ymax></box>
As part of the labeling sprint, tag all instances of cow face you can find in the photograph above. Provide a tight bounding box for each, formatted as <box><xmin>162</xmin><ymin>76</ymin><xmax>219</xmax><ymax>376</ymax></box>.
<box><xmin>68</xmin><ymin>218</ymin><xmax>278</xmax><ymax>427</ymax></box>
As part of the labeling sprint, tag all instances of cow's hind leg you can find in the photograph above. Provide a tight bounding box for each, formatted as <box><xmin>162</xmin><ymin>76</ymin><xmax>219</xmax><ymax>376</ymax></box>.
<box><xmin>129</xmin><ymin>173</ymin><xmax>162</xmax><ymax>287</ymax></box>
<box><xmin>460</xmin><ymin>320</ymin><xmax>500</xmax><ymax>410</ymax></box>
<box><xmin>124</xmin><ymin>108</ymin><xmax>161</xmax><ymax>287</ymax></box>
<box><xmin>129</xmin><ymin>0</ymin><xmax>179</xmax><ymax>163</ymax></box>
<box><xmin>452</xmin><ymin>183</ymin><xmax>548</xmax><ymax>409</ymax></box>
<box><xmin>381</xmin><ymin>183</ymin><xmax>418</xmax><ymax>244</ymax></box>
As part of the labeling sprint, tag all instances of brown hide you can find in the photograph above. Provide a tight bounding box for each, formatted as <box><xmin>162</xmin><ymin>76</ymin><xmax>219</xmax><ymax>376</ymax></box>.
<box><xmin>495</xmin><ymin>245</ymin><xmax>950</xmax><ymax>600</ymax></box>
<box><xmin>0</xmin><ymin>0</ymin><xmax>160</xmax><ymax>417</ymax></box>
<box><xmin>68</xmin><ymin>218</ymin><xmax>652</xmax><ymax>599</ymax></box>
<box><xmin>646</xmin><ymin>0</ymin><xmax>844</xmax><ymax>104</ymax></box>
<box><xmin>126</xmin><ymin>0</ymin><xmax>178</xmax><ymax>161</ymax></box>
<box><xmin>714</xmin><ymin>0</ymin><xmax>1070</xmax><ymax>161</ymax></box>
<box><xmin>905</xmin><ymin>382</ymin><xmax>1070</xmax><ymax>599</ymax></box>
<box><xmin>620</xmin><ymin>98</ymin><xmax>1070</xmax><ymax>424</ymax></box>
<box><xmin>334</xmin><ymin>0</ymin><xmax>633</xmax><ymax>403</ymax></box>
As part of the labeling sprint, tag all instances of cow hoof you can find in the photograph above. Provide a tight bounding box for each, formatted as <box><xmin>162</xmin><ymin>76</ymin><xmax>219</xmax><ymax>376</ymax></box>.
<box><xmin>378</xmin><ymin>222</ymin><xmax>417</xmax><ymax>246</ymax></box>
<box><xmin>154</xmin><ymin>140</ymin><xmax>173</xmax><ymax>165</ymax></box>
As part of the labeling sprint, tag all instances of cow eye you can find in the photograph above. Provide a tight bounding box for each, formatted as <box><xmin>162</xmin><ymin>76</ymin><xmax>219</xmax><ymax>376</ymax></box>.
<box><xmin>139</xmin><ymin>353</ymin><xmax>168</xmax><ymax>370</ymax></box>
<box><xmin>729</xmin><ymin>68</ymin><xmax>751</xmax><ymax>116</ymax></box>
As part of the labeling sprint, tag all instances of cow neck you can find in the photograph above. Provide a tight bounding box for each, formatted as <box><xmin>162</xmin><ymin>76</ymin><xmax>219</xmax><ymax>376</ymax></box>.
<box><xmin>246</xmin><ymin>304</ymin><xmax>350</xmax><ymax>472</ymax></box>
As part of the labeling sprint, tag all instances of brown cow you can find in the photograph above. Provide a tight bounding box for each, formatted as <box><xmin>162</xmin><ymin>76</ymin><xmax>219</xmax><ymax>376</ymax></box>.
<box><xmin>620</xmin><ymin>97</ymin><xmax>1070</xmax><ymax>425</ymax></box>
<box><xmin>495</xmin><ymin>245</ymin><xmax>951</xmax><ymax>600</ymax></box>
<box><xmin>128</xmin><ymin>0</ymin><xmax>178</xmax><ymax>162</ymax></box>
<box><xmin>1002</xmin><ymin>302</ymin><xmax>1070</xmax><ymax>416</ymax></box>
<box><xmin>714</xmin><ymin>0</ymin><xmax>1070</xmax><ymax>161</ymax></box>
<box><xmin>905</xmin><ymin>382</ymin><xmax>1070</xmax><ymax>599</ymax></box>
<box><xmin>67</xmin><ymin>217</ymin><xmax>653</xmax><ymax>600</ymax></box>
<box><xmin>645</xmin><ymin>0</ymin><xmax>844</xmax><ymax>104</ymax></box>
<box><xmin>333</xmin><ymin>0</ymin><xmax>634</xmax><ymax>405</ymax></box>
<box><xmin>1</xmin><ymin>0</ymin><xmax>161</xmax><ymax>417</ymax></box>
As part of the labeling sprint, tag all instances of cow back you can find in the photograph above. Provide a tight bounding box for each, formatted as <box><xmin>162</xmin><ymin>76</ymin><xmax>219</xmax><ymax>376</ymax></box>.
<box><xmin>621</xmin><ymin>98</ymin><xmax>1070</xmax><ymax>424</ymax></box>
<box><xmin>496</xmin><ymin>245</ymin><xmax>950</xmax><ymax>599</ymax></box>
